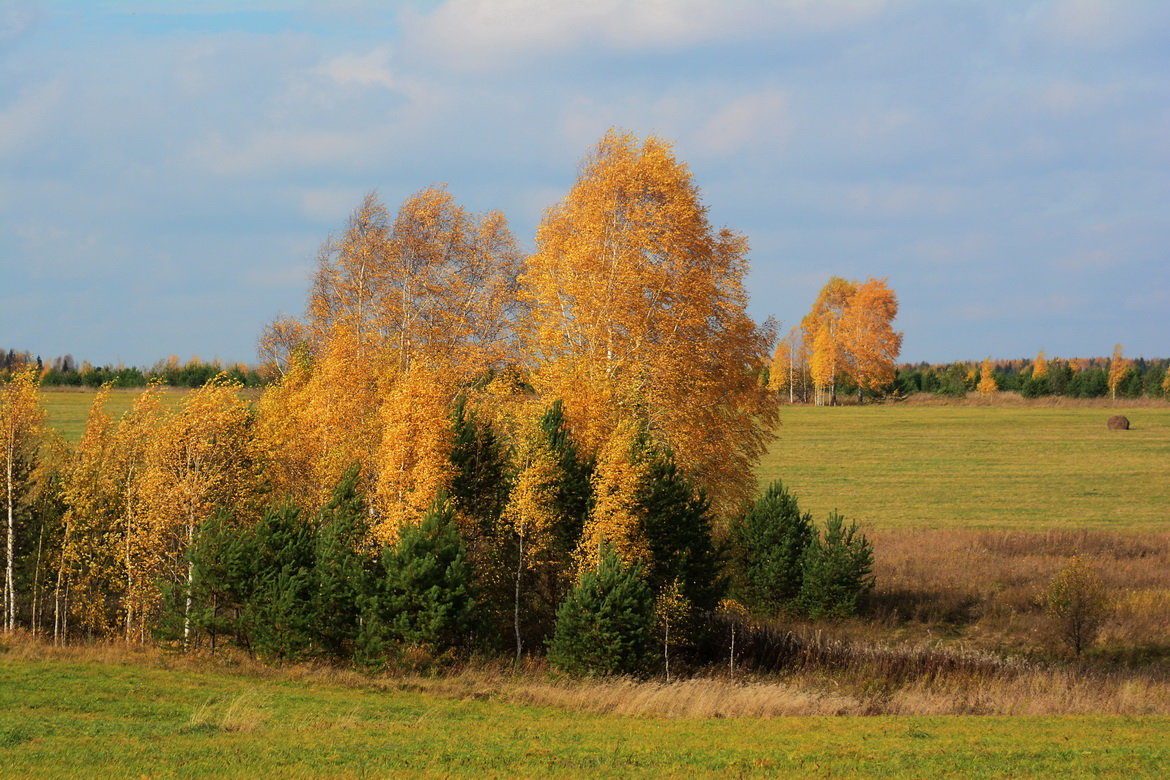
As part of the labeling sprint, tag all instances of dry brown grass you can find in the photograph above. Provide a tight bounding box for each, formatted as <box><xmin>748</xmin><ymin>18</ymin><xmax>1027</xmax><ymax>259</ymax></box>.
<box><xmin>867</xmin><ymin>528</ymin><xmax>1170</xmax><ymax>653</ymax></box>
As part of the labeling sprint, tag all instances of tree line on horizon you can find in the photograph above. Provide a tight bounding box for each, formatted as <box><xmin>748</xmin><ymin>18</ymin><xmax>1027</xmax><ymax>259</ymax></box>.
<box><xmin>1</xmin><ymin>130</ymin><xmax>875</xmax><ymax>675</ymax></box>
<box><xmin>0</xmin><ymin>350</ymin><xmax>265</xmax><ymax>389</ymax></box>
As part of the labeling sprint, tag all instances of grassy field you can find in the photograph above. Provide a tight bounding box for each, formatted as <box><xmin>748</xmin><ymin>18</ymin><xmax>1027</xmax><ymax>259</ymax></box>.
<box><xmin>759</xmin><ymin>404</ymin><xmax>1170</xmax><ymax>529</ymax></box>
<box><xmin>40</xmin><ymin>387</ymin><xmax>188</xmax><ymax>442</ymax></box>
<box><xmin>41</xmin><ymin>390</ymin><xmax>1170</xmax><ymax>529</ymax></box>
<box><xmin>3</xmin><ymin>648</ymin><xmax>1168</xmax><ymax>777</ymax></box>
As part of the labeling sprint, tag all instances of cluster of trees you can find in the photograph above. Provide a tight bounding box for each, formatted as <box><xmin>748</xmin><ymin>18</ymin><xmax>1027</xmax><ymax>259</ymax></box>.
<box><xmin>0</xmin><ymin>130</ymin><xmax>877</xmax><ymax>676</ymax></box>
<box><xmin>0</xmin><ymin>351</ymin><xmax>265</xmax><ymax>389</ymax></box>
<box><xmin>898</xmin><ymin>347</ymin><xmax>1170</xmax><ymax>400</ymax></box>
<box><xmin>768</xmin><ymin>277</ymin><xmax>903</xmax><ymax>405</ymax></box>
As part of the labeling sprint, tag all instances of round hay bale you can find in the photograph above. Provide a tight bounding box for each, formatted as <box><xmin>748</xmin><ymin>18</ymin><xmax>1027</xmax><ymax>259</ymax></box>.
<box><xmin>1107</xmin><ymin>415</ymin><xmax>1130</xmax><ymax>430</ymax></box>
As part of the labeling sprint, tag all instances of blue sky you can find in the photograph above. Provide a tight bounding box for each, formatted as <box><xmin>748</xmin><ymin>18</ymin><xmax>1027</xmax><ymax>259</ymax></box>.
<box><xmin>2</xmin><ymin>0</ymin><xmax>1168</xmax><ymax>367</ymax></box>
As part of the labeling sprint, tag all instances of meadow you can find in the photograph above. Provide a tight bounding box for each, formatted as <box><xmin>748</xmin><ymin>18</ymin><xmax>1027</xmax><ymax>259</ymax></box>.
<box><xmin>44</xmin><ymin>389</ymin><xmax>1170</xmax><ymax>532</ymax></box>
<box><xmin>3</xmin><ymin>642</ymin><xmax>1169</xmax><ymax>777</ymax></box>
<box><xmin>759</xmin><ymin>402</ymin><xmax>1170</xmax><ymax>530</ymax></box>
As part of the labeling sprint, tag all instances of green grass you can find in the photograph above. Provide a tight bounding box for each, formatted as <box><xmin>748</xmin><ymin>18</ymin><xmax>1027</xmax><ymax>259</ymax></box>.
<box><xmin>758</xmin><ymin>405</ymin><xmax>1170</xmax><ymax>530</ymax></box>
<box><xmin>41</xmin><ymin>387</ymin><xmax>190</xmax><ymax>442</ymax></box>
<box><xmin>2</xmin><ymin>655</ymin><xmax>1167</xmax><ymax>777</ymax></box>
<box><xmin>43</xmin><ymin>390</ymin><xmax>1170</xmax><ymax>529</ymax></box>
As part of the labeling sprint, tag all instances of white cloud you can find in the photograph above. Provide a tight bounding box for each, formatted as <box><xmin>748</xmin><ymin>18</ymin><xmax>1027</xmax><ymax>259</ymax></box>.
<box><xmin>1027</xmin><ymin>0</ymin><xmax>1170</xmax><ymax>51</ymax></box>
<box><xmin>405</xmin><ymin>0</ymin><xmax>887</xmax><ymax>71</ymax></box>
<box><xmin>314</xmin><ymin>46</ymin><xmax>396</xmax><ymax>89</ymax></box>
<box><xmin>696</xmin><ymin>88</ymin><xmax>792</xmax><ymax>157</ymax></box>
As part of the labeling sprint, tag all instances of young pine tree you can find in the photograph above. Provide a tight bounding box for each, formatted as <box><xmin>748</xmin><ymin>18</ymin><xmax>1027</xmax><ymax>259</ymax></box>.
<box><xmin>798</xmin><ymin>512</ymin><xmax>874</xmax><ymax>619</ymax></box>
<box><xmin>311</xmin><ymin>465</ymin><xmax>375</xmax><ymax>659</ymax></box>
<box><xmin>726</xmin><ymin>480</ymin><xmax>814</xmax><ymax>615</ymax></box>
<box><xmin>361</xmin><ymin>497</ymin><xmax>476</xmax><ymax>663</ymax></box>
<box><xmin>547</xmin><ymin>544</ymin><xmax>655</xmax><ymax>677</ymax></box>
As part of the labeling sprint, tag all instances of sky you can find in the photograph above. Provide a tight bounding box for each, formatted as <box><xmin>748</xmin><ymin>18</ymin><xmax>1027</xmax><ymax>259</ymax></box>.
<box><xmin>2</xmin><ymin>0</ymin><xmax>1168</xmax><ymax>367</ymax></box>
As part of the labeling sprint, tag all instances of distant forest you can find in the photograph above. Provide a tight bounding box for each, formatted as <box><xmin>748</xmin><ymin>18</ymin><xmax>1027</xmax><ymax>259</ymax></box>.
<box><xmin>0</xmin><ymin>349</ymin><xmax>265</xmax><ymax>388</ymax></box>
<box><xmin>893</xmin><ymin>356</ymin><xmax>1168</xmax><ymax>400</ymax></box>
<box><xmin>4</xmin><ymin>346</ymin><xmax>1166</xmax><ymax>401</ymax></box>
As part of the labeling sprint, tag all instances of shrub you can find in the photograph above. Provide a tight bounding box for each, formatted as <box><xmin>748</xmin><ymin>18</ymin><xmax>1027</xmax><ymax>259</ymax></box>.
<box><xmin>798</xmin><ymin>512</ymin><xmax>874</xmax><ymax>619</ymax></box>
<box><xmin>547</xmin><ymin>545</ymin><xmax>655</xmax><ymax>677</ymax></box>
<box><xmin>1045</xmin><ymin>555</ymin><xmax>1109</xmax><ymax>656</ymax></box>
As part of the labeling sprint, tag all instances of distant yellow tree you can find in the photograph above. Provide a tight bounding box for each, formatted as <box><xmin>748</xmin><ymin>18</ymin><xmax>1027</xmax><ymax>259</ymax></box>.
<box><xmin>802</xmin><ymin>277</ymin><xmax>901</xmax><ymax>404</ymax></box>
<box><xmin>808</xmin><ymin>322</ymin><xmax>839</xmax><ymax>406</ymax></box>
<box><xmin>977</xmin><ymin>358</ymin><xmax>998</xmax><ymax>396</ymax></box>
<box><xmin>1162</xmin><ymin>366</ymin><xmax>1170</xmax><ymax>398</ymax></box>
<box><xmin>801</xmin><ymin>277</ymin><xmax>855</xmax><ymax>406</ymax></box>
<box><xmin>1108</xmin><ymin>344</ymin><xmax>1132</xmax><ymax>401</ymax></box>
<box><xmin>837</xmin><ymin>278</ymin><xmax>903</xmax><ymax>400</ymax></box>
<box><xmin>1033</xmin><ymin>350</ymin><xmax>1048</xmax><ymax>379</ymax></box>
<box><xmin>769</xmin><ymin>327</ymin><xmax>805</xmax><ymax>403</ymax></box>
<box><xmin>1</xmin><ymin>365</ymin><xmax>45</xmax><ymax>632</ymax></box>
<box><xmin>521</xmin><ymin>129</ymin><xmax>777</xmax><ymax>517</ymax></box>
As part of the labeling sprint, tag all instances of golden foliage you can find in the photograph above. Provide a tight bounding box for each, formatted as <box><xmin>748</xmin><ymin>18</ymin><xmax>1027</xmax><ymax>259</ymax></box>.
<box><xmin>521</xmin><ymin>129</ymin><xmax>777</xmax><ymax>516</ymax></box>
<box><xmin>977</xmin><ymin>358</ymin><xmax>998</xmax><ymax>396</ymax></box>
<box><xmin>2</xmin><ymin>365</ymin><xmax>47</xmax><ymax>630</ymax></box>
<box><xmin>808</xmin><ymin>322</ymin><xmax>838</xmax><ymax>406</ymax></box>
<box><xmin>839</xmin><ymin>278</ymin><xmax>902</xmax><ymax>392</ymax></box>
<box><xmin>371</xmin><ymin>360</ymin><xmax>456</xmax><ymax>545</ymax></box>
<box><xmin>1033</xmin><ymin>350</ymin><xmax>1048</xmax><ymax>379</ymax></box>
<box><xmin>578</xmin><ymin>419</ymin><xmax>649</xmax><ymax>569</ymax></box>
<box><xmin>802</xmin><ymin>276</ymin><xmax>902</xmax><ymax>403</ymax></box>
<box><xmin>136</xmin><ymin>377</ymin><xmax>255</xmax><ymax>622</ymax></box>
<box><xmin>307</xmin><ymin>187</ymin><xmax>524</xmax><ymax>379</ymax></box>
<box><xmin>1108</xmin><ymin>344</ymin><xmax>1131</xmax><ymax>400</ymax></box>
<box><xmin>501</xmin><ymin>421</ymin><xmax>563</xmax><ymax>567</ymax></box>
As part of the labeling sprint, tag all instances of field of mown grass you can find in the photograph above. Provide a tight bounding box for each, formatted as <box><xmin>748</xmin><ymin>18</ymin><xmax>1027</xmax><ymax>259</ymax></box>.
<box><xmin>759</xmin><ymin>404</ymin><xmax>1170</xmax><ymax>529</ymax></box>
<box><xmin>2</xmin><ymin>649</ymin><xmax>1168</xmax><ymax>777</ymax></box>
<box><xmin>42</xmin><ymin>390</ymin><xmax>1170</xmax><ymax>529</ymax></box>
<box><xmin>40</xmin><ymin>387</ymin><xmax>189</xmax><ymax>442</ymax></box>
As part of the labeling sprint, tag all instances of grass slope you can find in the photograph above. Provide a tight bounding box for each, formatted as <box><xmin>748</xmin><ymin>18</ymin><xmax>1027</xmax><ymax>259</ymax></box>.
<box><xmin>759</xmin><ymin>406</ymin><xmax>1170</xmax><ymax>529</ymax></box>
<box><xmin>2</xmin><ymin>655</ymin><xmax>1167</xmax><ymax>777</ymax></box>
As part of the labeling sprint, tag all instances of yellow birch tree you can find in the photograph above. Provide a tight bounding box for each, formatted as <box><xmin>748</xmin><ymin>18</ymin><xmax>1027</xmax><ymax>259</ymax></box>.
<box><xmin>371</xmin><ymin>359</ymin><xmax>456</xmax><ymax>545</ymax></box>
<box><xmin>1</xmin><ymin>365</ymin><xmax>45</xmax><ymax>632</ymax></box>
<box><xmin>137</xmin><ymin>377</ymin><xmax>254</xmax><ymax>646</ymax></box>
<box><xmin>837</xmin><ymin>278</ymin><xmax>903</xmax><ymax>399</ymax></box>
<box><xmin>1108</xmin><ymin>344</ymin><xmax>1131</xmax><ymax>401</ymax></box>
<box><xmin>578</xmin><ymin>419</ymin><xmax>650</xmax><ymax>569</ymax></box>
<box><xmin>978</xmin><ymin>358</ymin><xmax>998</xmax><ymax>396</ymax></box>
<box><xmin>521</xmin><ymin>129</ymin><xmax>777</xmax><ymax>517</ymax></box>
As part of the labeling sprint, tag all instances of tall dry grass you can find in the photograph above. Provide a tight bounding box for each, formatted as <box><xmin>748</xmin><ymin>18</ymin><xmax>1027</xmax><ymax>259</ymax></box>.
<box><xmin>867</xmin><ymin>528</ymin><xmax>1170</xmax><ymax>653</ymax></box>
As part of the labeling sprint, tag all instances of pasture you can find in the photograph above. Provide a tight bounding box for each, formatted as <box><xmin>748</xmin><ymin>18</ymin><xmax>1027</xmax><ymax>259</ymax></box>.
<box><xmin>2</xmin><ymin>649</ymin><xmax>1168</xmax><ymax>777</ymax></box>
<box><xmin>760</xmin><ymin>404</ymin><xmax>1170</xmax><ymax>530</ymax></box>
<box><xmin>41</xmin><ymin>389</ymin><xmax>1170</xmax><ymax>530</ymax></box>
